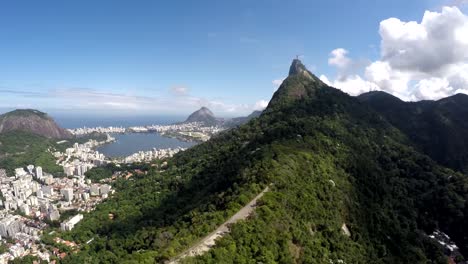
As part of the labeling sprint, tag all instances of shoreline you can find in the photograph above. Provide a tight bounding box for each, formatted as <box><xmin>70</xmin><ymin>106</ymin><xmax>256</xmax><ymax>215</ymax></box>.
<box><xmin>93</xmin><ymin>132</ymin><xmax>197</xmax><ymax>162</ymax></box>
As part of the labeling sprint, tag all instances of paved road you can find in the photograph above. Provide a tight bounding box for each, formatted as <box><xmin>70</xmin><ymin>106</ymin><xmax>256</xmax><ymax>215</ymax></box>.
<box><xmin>168</xmin><ymin>186</ymin><xmax>270</xmax><ymax>263</ymax></box>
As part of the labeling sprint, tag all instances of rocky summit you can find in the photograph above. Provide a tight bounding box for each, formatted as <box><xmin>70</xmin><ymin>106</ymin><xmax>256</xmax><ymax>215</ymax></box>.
<box><xmin>0</xmin><ymin>109</ymin><xmax>72</xmax><ymax>139</ymax></box>
<box><xmin>184</xmin><ymin>106</ymin><xmax>219</xmax><ymax>126</ymax></box>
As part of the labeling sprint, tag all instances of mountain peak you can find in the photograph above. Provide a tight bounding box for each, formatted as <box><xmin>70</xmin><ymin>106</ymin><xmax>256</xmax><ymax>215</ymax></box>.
<box><xmin>194</xmin><ymin>106</ymin><xmax>214</xmax><ymax>116</ymax></box>
<box><xmin>288</xmin><ymin>59</ymin><xmax>312</xmax><ymax>79</ymax></box>
<box><xmin>4</xmin><ymin>109</ymin><xmax>48</xmax><ymax>119</ymax></box>
<box><xmin>184</xmin><ymin>107</ymin><xmax>218</xmax><ymax>125</ymax></box>
<box><xmin>0</xmin><ymin>109</ymin><xmax>72</xmax><ymax>139</ymax></box>
<box><xmin>266</xmin><ymin>59</ymin><xmax>327</xmax><ymax>110</ymax></box>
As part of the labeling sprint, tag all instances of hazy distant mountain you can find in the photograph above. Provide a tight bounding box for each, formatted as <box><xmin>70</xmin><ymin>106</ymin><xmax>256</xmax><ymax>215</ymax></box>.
<box><xmin>183</xmin><ymin>106</ymin><xmax>220</xmax><ymax>126</ymax></box>
<box><xmin>182</xmin><ymin>107</ymin><xmax>262</xmax><ymax>127</ymax></box>
<box><xmin>0</xmin><ymin>109</ymin><xmax>72</xmax><ymax>139</ymax></box>
<box><xmin>224</xmin><ymin>110</ymin><xmax>263</xmax><ymax>128</ymax></box>
<box><xmin>359</xmin><ymin>91</ymin><xmax>468</xmax><ymax>173</ymax></box>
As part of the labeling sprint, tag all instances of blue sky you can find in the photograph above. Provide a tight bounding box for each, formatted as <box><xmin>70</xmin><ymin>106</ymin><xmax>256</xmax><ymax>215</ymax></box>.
<box><xmin>0</xmin><ymin>0</ymin><xmax>467</xmax><ymax>117</ymax></box>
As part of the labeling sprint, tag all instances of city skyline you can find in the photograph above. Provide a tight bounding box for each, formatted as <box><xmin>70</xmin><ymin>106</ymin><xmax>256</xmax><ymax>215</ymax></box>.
<box><xmin>1</xmin><ymin>0</ymin><xmax>468</xmax><ymax>116</ymax></box>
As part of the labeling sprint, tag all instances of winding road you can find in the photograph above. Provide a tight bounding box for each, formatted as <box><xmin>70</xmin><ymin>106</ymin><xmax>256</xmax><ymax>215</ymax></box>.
<box><xmin>168</xmin><ymin>186</ymin><xmax>270</xmax><ymax>263</ymax></box>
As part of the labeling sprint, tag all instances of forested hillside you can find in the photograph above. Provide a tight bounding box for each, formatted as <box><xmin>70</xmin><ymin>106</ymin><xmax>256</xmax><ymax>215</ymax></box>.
<box><xmin>359</xmin><ymin>91</ymin><xmax>468</xmax><ymax>173</ymax></box>
<box><xmin>0</xmin><ymin>131</ymin><xmax>63</xmax><ymax>175</ymax></box>
<box><xmin>0</xmin><ymin>131</ymin><xmax>107</xmax><ymax>176</ymax></box>
<box><xmin>59</xmin><ymin>60</ymin><xmax>468</xmax><ymax>264</ymax></box>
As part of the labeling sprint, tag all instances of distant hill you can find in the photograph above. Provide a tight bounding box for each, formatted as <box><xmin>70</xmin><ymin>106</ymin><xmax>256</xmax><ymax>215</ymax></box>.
<box><xmin>358</xmin><ymin>91</ymin><xmax>468</xmax><ymax>173</ymax></box>
<box><xmin>0</xmin><ymin>109</ymin><xmax>72</xmax><ymax>139</ymax></box>
<box><xmin>223</xmin><ymin>110</ymin><xmax>263</xmax><ymax>128</ymax></box>
<box><xmin>182</xmin><ymin>107</ymin><xmax>262</xmax><ymax>127</ymax></box>
<box><xmin>183</xmin><ymin>107</ymin><xmax>220</xmax><ymax>126</ymax></box>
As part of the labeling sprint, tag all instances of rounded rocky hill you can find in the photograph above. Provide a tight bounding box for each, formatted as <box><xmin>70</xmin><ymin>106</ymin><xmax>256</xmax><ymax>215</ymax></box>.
<box><xmin>0</xmin><ymin>109</ymin><xmax>72</xmax><ymax>139</ymax></box>
<box><xmin>184</xmin><ymin>106</ymin><xmax>220</xmax><ymax>125</ymax></box>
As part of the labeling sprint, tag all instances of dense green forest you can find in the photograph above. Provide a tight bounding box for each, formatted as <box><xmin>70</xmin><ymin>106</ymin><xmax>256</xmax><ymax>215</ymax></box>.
<box><xmin>0</xmin><ymin>131</ymin><xmax>107</xmax><ymax>176</ymax></box>
<box><xmin>0</xmin><ymin>131</ymin><xmax>63</xmax><ymax>175</ymax></box>
<box><xmin>359</xmin><ymin>91</ymin><xmax>468</xmax><ymax>173</ymax></box>
<box><xmin>52</xmin><ymin>60</ymin><xmax>468</xmax><ymax>263</ymax></box>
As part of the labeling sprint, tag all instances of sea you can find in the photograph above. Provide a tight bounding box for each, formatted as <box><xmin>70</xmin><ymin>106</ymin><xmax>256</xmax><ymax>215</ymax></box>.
<box><xmin>52</xmin><ymin>114</ymin><xmax>196</xmax><ymax>157</ymax></box>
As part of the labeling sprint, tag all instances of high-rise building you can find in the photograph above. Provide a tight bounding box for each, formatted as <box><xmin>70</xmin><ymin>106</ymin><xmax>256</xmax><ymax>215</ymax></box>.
<box><xmin>61</xmin><ymin>188</ymin><xmax>73</xmax><ymax>202</ymax></box>
<box><xmin>60</xmin><ymin>214</ymin><xmax>83</xmax><ymax>231</ymax></box>
<box><xmin>81</xmin><ymin>164</ymin><xmax>88</xmax><ymax>175</ymax></box>
<box><xmin>0</xmin><ymin>215</ymin><xmax>22</xmax><ymax>238</ymax></box>
<box><xmin>26</xmin><ymin>165</ymin><xmax>35</xmax><ymax>174</ymax></box>
<box><xmin>90</xmin><ymin>184</ymin><xmax>100</xmax><ymax>196</ymax></box>
<box><xmin>35</xmin><ymin>166</ymin><xmax>43</xmax><ymax>179</ymax></box>
<box><xmin>47</xmin><ymin>206</ymin><xmax>60</xmax><ymax>221</ymax></box>
<box><xmin>41</xmin><ymin>186</ymin><xmax>54</xmax><ymax>197</ymax></box>
<box><xmin>14</xmin><ymin>168</ymin><xmax>27</xmax><ymax>178</ymax></box>
<box><xmin>82</xmin><ymin>193</ymin><xmax>90</xmax><ymax>200</ymax></box>
<box><xmin>100</xmin><ymin>184</ymin><xmax>111</xmax><ymax>196</ymax></box>
<box><xmin>64</xmin><ymin>165</ymin><xmax>75</xmax><ymax>176</ymax></box>
<box><xmin>20</xmin><ymin>204</ymin><xmax>30</xmax><ymax>216</ymax></box>
<box><xmin>75</xmin><ymin>165</ymin><xmax>82</xmax><ymax>176</ymax></box>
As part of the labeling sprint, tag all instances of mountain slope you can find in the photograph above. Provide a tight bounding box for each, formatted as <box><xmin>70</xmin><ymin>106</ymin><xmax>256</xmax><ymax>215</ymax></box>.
<box><xmin>0</xmin><ymin>109</ymin><xmax>72</xmax><ymax>139</ymax></box>
<box><xmin>183</xmin><ymin>107</ymin><xmax>220</xmax><ymax>126</ymax></box>
<box><xmin>0</xmin><ymin>131</ymin><xmax>64</xmax><ymax>175</ymax></box>
<box><xmin>358</xmin><ymin>91</ymin><xmax>468</xmax><ymax>173</ymax></box>
<box><xmin>223</xmin><ymin>110</ymin><xmax>262</xmax><ymax>128</ymax></box>
<box><xmin>267</xmin><ymin>59</ymin><xmax>327</xmax><ymax>110</ymax></box>
<box><xmin>60</xmin><ymin>60</ymin><xmax>468</xmax><ymax>264</ymax></box>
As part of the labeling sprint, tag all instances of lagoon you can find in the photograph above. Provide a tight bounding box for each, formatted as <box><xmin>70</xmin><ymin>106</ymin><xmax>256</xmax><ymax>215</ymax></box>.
<box><xmin>97</xmin><ymin>133</ymin><xmax>196</xmax><ymax>157</ymax></box>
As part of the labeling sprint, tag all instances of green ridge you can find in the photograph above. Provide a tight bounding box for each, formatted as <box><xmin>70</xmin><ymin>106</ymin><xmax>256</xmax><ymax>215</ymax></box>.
<box><xmin>57</xmin><ymin>60</ymin><xmax>468</xmax><ymax>264</ymax></box>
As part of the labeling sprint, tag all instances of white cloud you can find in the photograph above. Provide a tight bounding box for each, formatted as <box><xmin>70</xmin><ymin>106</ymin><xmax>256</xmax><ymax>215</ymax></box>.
<box><xmin>365</xmin><ymin>61</ymin><xmax>410</xmax><ymax>98</ymax></box>
<box><xmin>380</xmin><ymin>7</ymin><xmax>468</xmax><ymax>75</ymax></box>
<box><xmin>322</xmin><ymin>6</ymin><xmax>468</xmax><ymax>101</ymax></box>
<box><xmin>320</xmin><ymin>74</ymin><xmax>380</xmax><ymax>96</ymax></box>
<box><xmin>170</xmin><ymin>86</ymin><xmax>189</xmax><ymax>96</ymax></box>
<box><xmin>254</xmin><ymin>100</ymin><xmax>268</xmax><ymax>111</ymax></box>
<box><xmin>411</xmin><ymin>77</ymin><xmax>453</xmax><ymax>100</ymax></box>
<box><xmin>328</xmin><ymin>48</ymin><xmax>351</xmax><ymax>69</ymax></box>
<box><xmin>272</xmin><ymin>78</ymin><xmax>285</xmax><ymax>88</ymax></box>
<box><xmin>0</xmin><ymin>87</ymin><xmax>263</xmax><ymax>116</ymax></box>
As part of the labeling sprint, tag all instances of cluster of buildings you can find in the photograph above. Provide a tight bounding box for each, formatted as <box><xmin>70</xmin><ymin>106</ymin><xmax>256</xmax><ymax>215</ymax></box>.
<box><xmin>67</xmin><ymin>122</ymin><xmax>224</xmax><ymax>142</ymax></box>
<box><xmin>148</xmin><ymin>122</ymin><xmax>224</xmax><ymax>134</ymax></box>
<box><xmin>68</xmin><ymin>126</ymin><xmax>126</xmax><ymax>135</ymax></box>
<box><xmin>122</xmin><ymin>147</ymin><xmax>185</xmax><ymax>163</ymax></box>
<box><xmin>0</xmin><ymin>137</ymin><xmax>116</xmax><ymax>262</ymax></box>
<box><xmin>428</xmin><ymin>230</ymin><xmax>467</xmax><ymax>263</ymax></box>
<box><xmin>149</xmin><ymin>122</ymin><xmax>225</xmax><ymax>142</ymax></box>
<box><xmin>54</xmin><ymin>136</ymin><xmax>114</xmax><ymax>178</ymax></box>
<box><xmin>0</xmin><ymin>124</ymin><xmax>206</xmax><ymax>261</ymax></box>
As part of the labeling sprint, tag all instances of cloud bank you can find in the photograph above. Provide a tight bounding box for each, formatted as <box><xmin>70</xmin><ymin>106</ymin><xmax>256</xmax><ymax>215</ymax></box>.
<box><xmin>322</xmin><ymin>6</ymin><xmax>468</xmax><ymax>101</ymax></box>
<box><xmin>0</xmin><ymin>86</ymin><xmax>264</xmax><ymax>116</ymax></box>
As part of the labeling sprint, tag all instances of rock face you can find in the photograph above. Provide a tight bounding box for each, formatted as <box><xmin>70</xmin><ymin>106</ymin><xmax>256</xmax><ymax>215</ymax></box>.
<box><xmin>288</xmin><ymin>58</ymin><xmax>314</xmax><ymax>79</ymax></box>
<box><xmin>184</xmin><ymin>107</ymin><xmax>219</xmax><ymax>125</ymax></box>
<box><xmin>267</xmin><ymin>59</ymin><xmax>327</xmax><ymax>110</ymax></box>
<box><xmin>0</xmin><ymin>109</ymin><xmax>72</xmax><ymax>139</ymax></box>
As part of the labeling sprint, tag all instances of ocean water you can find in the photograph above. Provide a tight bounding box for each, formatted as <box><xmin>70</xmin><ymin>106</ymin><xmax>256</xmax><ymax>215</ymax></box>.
<box><xmin>97</xmin><ymin>133</ymin><xmax>197</xmax><ymax>157</ymax></box>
